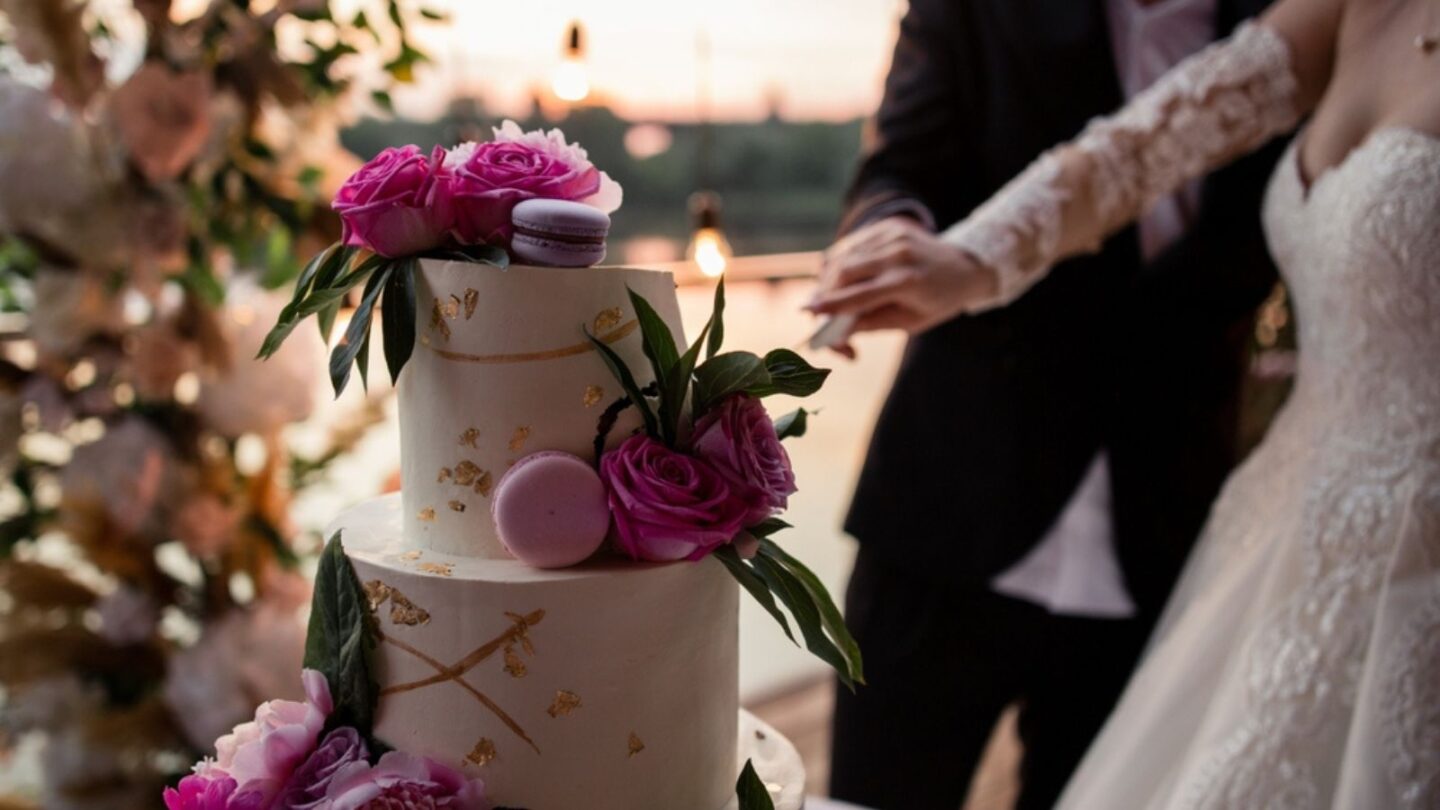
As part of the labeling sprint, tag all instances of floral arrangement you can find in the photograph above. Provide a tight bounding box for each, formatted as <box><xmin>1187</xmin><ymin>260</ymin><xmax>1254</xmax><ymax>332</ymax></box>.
<box><xmin>0</xmin><ymin>1</ymin><xmax>441</xmax><ymax>807</ymax></box>
<box><xmin>260</xmin><ymin>123</ymin><xmax>622</xmax><ymax>396</ymax></box>
<box><xmin>590</xmin><ymin>282</ymin><xmax>865</xmax><ymax>690</ymax></box>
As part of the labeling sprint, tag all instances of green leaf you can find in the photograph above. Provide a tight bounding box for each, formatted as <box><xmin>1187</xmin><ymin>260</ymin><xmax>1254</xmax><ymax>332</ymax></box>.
<box><xmin>586</xmin><ymin>326</ymin><xmax>659</xmax><ymax>439</ymax></box>
<box><xmin>329</xmin><ymin>263</ymin><xmax>391</xmax><ymax>397</ymax></box>
<box><xmin>773</xmin><ymin>408</ymin><xmax>809</xmax><ymax>440</ymax></box>
<box><xmin>662</xmin><ymin>317</ymin><xmax>711</xmax><ymax>440</ymax></box>
<box><xmin>759</xmin><ymin>539</ymin><xmax>865</xmax><ymax>689</ymax></box>
<box><xmin>752</xmin><ymin>551</ymin><xmax>857</xmax><ymax>691</ymax></box>
<box><xmin>747</xmin><ymin>518</ymin><xmax>791</xmax><ymax>540</ymax></box>
<box><xmin>381</xmin><ymin>258</ymin><xmax>417</xmax><ymax>385</ymax></box>
<box><xmin>371</xmin><ymin>89</ymin><xmax>394</xmax><ymax>113</ymax></box>
<box><xmin>693</xmin><ymin>352</ymin><xmax>770</xmax><ymax>411</ymax></box>
<box><xmin>713</xmin><ymin>545</ymin><xmax>794</xmax><ymax>644</ymax></box>
<box><xmin>317</xmin><ymin>299</ymin><xmax>343</xmax><ymax>344</ymax></box>
<box><xmin>419</xmin><ymin>7</ymin><xmax>448</xmax><ymax>20</ymax></box>
<box><xmin>458</xmin><ymin>243</ymin><xmax>510</xmax><ymax>267</ymax></box>
<box><xmin>304</xmin><ymin>533</ymin><xmax>379</xmax><ymax>737</ymax></box>
<box><xmin>707</xmin><ymin>277</ymin><xmax>726</xmax><ymax>360</ymax></box>
<box><xmin>627</xmin><ymin>288</ymin><xmax>680</xmax><ymax>442</ymax></box>
<box><xmin>745</xmin><ymin>349</ymin><xmax>831</xmax><ymax>399</ymax></box>
<box><xmin>736</xmin><ymin>759</ymin><xmax>776</xmax><ymax>810</ymax></box>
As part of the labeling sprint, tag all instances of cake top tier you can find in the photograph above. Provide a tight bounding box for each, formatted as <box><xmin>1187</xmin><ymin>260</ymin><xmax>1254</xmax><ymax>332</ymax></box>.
<box><xmin>398</xmin><ymin>260</ymin><xmax>684</xmax><ymax>559</ymax></box>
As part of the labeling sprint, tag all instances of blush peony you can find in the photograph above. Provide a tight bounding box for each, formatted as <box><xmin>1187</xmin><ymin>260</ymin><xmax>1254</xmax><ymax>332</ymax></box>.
<box><xmin>600</xmin><ymin>434</ymin><xmax>751</xmax><ymax>562</ymax></box>
<box><xmin>212</xmin><ymin>668</ymin><xmax>332</xmax><ymax>805</ymax></box>
<box><xmin>692</xmin><ymin>395</ymin><xmax>797</xmax><ymax>525</ymax></box>
<box><xmin>323</xmin><ymin>750</ymin><xmax>488</xmax><ymax>809</ymax></box>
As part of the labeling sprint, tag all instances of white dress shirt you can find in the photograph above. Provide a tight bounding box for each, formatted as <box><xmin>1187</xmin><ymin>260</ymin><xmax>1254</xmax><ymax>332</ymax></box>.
<box><xmin>991</xmin><ymin>0</ymin><xmax>1217</xmax><ymax>619</ymax></box>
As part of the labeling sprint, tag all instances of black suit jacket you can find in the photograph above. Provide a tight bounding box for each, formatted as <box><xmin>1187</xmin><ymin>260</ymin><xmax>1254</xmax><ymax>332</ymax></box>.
<box><xmin>842</xmin><ymin>0</ymin><xmax>1288</xmax><ymax>619</ymax></box>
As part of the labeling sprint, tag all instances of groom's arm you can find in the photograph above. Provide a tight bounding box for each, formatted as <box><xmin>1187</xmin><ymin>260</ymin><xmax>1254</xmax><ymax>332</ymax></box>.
<box><xmin>838</xmin><ymin>0</ymin><xmax>974</xmax><ymax>237</ymax></box>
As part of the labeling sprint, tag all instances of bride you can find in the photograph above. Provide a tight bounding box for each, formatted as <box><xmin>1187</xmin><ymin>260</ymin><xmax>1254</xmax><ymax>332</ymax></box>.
<box><xmin>811</xmin><ymin>0</ymin><xmax>1440</xmax><ymax>806</ymax></box>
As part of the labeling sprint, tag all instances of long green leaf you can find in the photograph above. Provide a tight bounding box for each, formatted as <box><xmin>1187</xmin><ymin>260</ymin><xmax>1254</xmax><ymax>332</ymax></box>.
<box><xmin>586</xmin><ymin>327</ymin><xmax>659</xmax><ymax>439</ymax></box>
<box><xmin>736</xmin><ymin>759</ymin><xmax>776</xmax><ymax>810</ymax></box>
<box><xmin>713</xmin><ymin>545</ymin><xmax>794</xmax><ymax>644</ymax></box>
<box><xmin>693</xmin><ymin>351</ymin><xmax>770</xmax><ymax>411</ymax></box>
<box><xmin>752</xmin><ymin>552</ymin><xmax>856</xmax><ymax>690</ymax></box>
<box><xmin>304</xmin><ymin>533</ymin><xmax>379</xmax><ymax>737</ymax></box>
<box><xmin>627</xmin><ymin>288</ymin><xmax>680</xmax><ymax>443</ymax></box>
<box><xmin>706</xmin><ymin>276</ymin><xmax>726</xmax><ymax>360</ymax></box>
<box><xmin>773</xmin><ymin>408</ymin><xmax>809</xmax><ymax>440</ymax></box>
<box><xmin>759</xmin><ymin>539</ymin><xmax>864</xmax><ymax>688</ymax></box>
<box><xmin>745</xmin><ymin>349</ymin><xmax>831</xmax><ymax>399</ymax></box>
<box><xmin>329</xmin><ymin>263</ymin><xmax>391</xmax><ymax>397</ymax></box>
<box><xmin>381</xmin><ymin>257</ymin><xmax>418</xmax><ymax>385</ymax></box>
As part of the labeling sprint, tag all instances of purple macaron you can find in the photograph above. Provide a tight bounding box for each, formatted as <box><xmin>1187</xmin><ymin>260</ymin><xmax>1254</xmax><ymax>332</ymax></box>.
<box><xmin>491</xmin><ymin>451</ymin><xmax>612</xmax><ymax>568</ymax></box>
<box><xmin>510</xmin><ymin>198</ymin><xmax>610</xmax><ymax>267</ymax></box>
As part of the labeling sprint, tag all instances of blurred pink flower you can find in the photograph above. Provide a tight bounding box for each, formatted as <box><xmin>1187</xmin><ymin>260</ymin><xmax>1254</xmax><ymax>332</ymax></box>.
<box><xmin>110</xmin><ymin>63</ymin><xmax>214</xmax><ymax>183</ymax></box>
<box><xmin>162</xmin><ymin>773</ymin><xmax>241</xmax><ymax>810</ymax></box>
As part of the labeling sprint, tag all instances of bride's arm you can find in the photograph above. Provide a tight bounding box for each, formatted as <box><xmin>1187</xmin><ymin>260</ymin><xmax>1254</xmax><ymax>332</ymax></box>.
<box><xmin>810</xmin><ymin>0</ymin><xmax>1344</xmax><ymax>323</ymax></box>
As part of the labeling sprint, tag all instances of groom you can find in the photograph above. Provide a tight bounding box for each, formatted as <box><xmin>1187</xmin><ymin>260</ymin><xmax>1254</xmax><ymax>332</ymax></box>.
<box><xmin>824</xmin><ymin>1</ymin><xmax>1287</xmax><ymax>808</ymax></box>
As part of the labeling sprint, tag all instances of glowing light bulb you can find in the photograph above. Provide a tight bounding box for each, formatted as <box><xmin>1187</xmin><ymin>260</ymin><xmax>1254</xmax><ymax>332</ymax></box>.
<box><xmin>689</xmin><ymin>227</ymin><xmax>732</xmax><ymax>278</ymax></box>
<box><xmin>552</xmin><ymin>57</ymin><xmax>590</xmax><ymax>103</ymax></box>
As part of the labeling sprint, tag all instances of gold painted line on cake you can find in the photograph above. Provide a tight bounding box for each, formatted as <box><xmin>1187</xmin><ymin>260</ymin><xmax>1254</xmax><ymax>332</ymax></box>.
<box><xmin>427</xmin><ymin>319</ymin><xmax>639</xmax><ymax>364</ymax></box>
<box><xmin>376</xmin><ymin>620</ymin><xmax>543</xmax><ymax>755</ymax></box>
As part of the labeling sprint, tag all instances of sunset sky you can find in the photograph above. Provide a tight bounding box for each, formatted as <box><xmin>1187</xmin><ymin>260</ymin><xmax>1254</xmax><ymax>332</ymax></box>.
<box><xmin>396</xmin><ymin>0</ymin><xmax>903</xmax><ymax>122</ymax></box>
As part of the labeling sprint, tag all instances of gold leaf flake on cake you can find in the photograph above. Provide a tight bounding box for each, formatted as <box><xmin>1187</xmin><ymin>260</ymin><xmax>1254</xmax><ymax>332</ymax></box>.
<box><xmin>417</xmin><ymin>507</ymin><xmax>436</xmax><ymax>523</ymax></box>
<box><xmin>463</xmin><ymin>288</ymin><xmax>479</xmax><ymax>320</ymax></box>
<box><xmin>593</xmin><ymin>307</ymin><xmax>624</xmax><ymax>333</ymax></box>
<box><xmin>449</xmin><ymin>500</ymin><xmax>467</xmax><ymax>513</ymax></box>
<box><xmin>416</xmin><ymin>561</ymin><xmax>454</xmax><ymax>577</ymax></box>
<box><xmin>473</xmin><ymin>471</ymin><xmax>494</xmax><ymax>497</ymax></box>
<box><xmin>453</xmin><ymin>460</ymin><xmax>482</xmax><ymax>486</ymax></box>
<box><xmin>458</xmin><ymin>427</ymin><xmax>480</xmax><ymax>448</ymax></box>
<box><xmin>465</xmin><ymin>738</ymin><xmax>496</xmax><ymax>767</ymax></box>
<box><xmin>399</xmin><ymin>550</ymin><xmax>423</xmax><ymax>561</ymax></box>
<box><xmin>388</xmin><ymin>589</ymin><xmax>431</xmax><ymax>626</ymax></box>
<box><xmin>547</xmin><ymin>690</ymin><xmax>582</xmax><ymax>718</ymax></box>
<box><xmin>437</xmin><ymin>466</ymin><xmax>453</xmax><ymax>484</ymax></box>
<box><xmin>628</xmin><ymin>732</ymin><xmax>645</xmax><ymax>757</ymax></box>
<box><xmin>363</xmin><ymin>580</ymin><xmax>393</xmax><ymax>613</ymax></box>
<box><xmin>508</xmin><ymin>426</ymin><xmax>531</xmax><ymax>452</ymax></box>
<box><xmin>502</xmin><ymin>645</ymin><xmax>527</xmax><ymax>678</ymax></box>
<box><xmin>430</xmin><ymin>300</ymin><xmax>452</xmax><ymax>341</ymax></box>
<box><xmin>420</xmin><ymin>334</ymin><xmax>431</xmax><ymax>347</ymax></box>
<box><xmin>443</xmin><ymin>294</ymin><xmax>461</xmax><ymax>319</ymax></box>
<box><xmin>583</xmin><ymin>385</ymin><xmax>605</xmax><ymax>407</ymax></box>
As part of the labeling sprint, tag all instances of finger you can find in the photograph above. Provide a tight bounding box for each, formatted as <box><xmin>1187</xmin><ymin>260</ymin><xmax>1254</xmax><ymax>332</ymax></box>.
<box><xmin>810</xmin><ymin>269</ymin><xmax>912</xmax><ymax>315</ymax></box>
<box><xmin>853</xmin><ymin>304</ymin><xmax>920</xmax><ymax>333</ymax></box>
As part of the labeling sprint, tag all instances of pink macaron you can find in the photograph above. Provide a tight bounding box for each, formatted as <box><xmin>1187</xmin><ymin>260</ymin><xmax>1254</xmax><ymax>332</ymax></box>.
<box><xmin>491</xmin><ymin>451</ymin><xmax>611</xmax><ymax>568</ymax></box>
<box><xmin>510</xmin><ymin>198</ymin><xmax>610</xmax><ymax>267</ymax></box>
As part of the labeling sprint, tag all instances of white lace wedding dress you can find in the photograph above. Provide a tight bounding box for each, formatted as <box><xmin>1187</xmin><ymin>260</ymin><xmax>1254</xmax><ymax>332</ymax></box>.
<box><xmin>941</xmin><ymin>22</ymin><xmax>1440</xmax><ymax>810</ymax></box>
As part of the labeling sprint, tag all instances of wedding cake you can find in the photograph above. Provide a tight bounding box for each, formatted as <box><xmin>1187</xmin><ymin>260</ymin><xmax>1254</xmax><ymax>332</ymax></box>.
<box><xmin>170</xmin><ymin>123</ymin><xmax>857</xmax><ymax>810</ymax></box>
<box><xmin>327</xmin><ymin>260</ymin><xmax>801</xmax><ymax>809</ymax></box>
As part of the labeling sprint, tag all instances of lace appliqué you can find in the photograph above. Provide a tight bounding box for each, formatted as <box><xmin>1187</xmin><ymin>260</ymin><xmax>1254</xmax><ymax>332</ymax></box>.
<box><xmin>944</xmin><ymin>22</ymin><xmax>1300</xmax><ymax>311</ymax></box>
<box><xmin>1383</xmin><ymin>588</ymin><xmax>1440</xmax><ymax>808</ymax></box>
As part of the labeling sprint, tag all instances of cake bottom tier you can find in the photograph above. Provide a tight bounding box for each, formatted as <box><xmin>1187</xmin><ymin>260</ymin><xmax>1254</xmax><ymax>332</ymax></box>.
<box><xmin>327</xmin><ymin>495</ymin><xmax>746</xmax><ymax>809</ymax></box>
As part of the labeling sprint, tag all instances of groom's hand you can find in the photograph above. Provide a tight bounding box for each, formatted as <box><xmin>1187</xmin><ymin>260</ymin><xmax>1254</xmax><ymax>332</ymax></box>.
<box><xmin>809</xmin><ymin>217</ymin><xmax>994</xmax><ymax>349</ymax></box>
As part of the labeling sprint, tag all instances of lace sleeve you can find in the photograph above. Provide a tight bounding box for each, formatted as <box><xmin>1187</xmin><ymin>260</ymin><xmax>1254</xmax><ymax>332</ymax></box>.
<box><xmin>942</xmin><ymin>22</ymin><xmax>1301</xmax><ymax>312</ymax></box>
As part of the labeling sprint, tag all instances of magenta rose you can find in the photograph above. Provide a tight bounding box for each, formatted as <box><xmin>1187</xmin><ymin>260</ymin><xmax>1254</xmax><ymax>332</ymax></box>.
<box><xmin>162</xmin><ymin>773</ymin><xmax>240</xmax><ymax>810</ymax></box>
<box><xmin>324</xmin><ymin>751</ymin><xmax>488</xmax><ymax>810</ymax></box>
<box><xmin>600</xmin><ymin>434</ymin><xmax>752</xmax><ymax>562</ymax></box>
<box><xmin>437</xmin><ymin>120</ymin><xmax>622</xmax><ymax>246</ymax></box>
<box><xmin>692</xmin><ymin>395</ymin><xmax>797</xmax><ymax>524</ymax></box>
<box><xmin>333</xmin><ymin>145</ymin><xmax>450</xmax><ymax>257</ymax></box>
<box><xmin>275</xmin><ymin>726</ymin><xmax>370</xmax><ymax>809</ymax></box>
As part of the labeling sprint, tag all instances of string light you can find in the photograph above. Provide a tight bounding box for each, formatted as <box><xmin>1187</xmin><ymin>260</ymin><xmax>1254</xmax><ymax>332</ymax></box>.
<box><xmin>551</xmin><ymin>21</ymin><xmax>590</xmax><ymax>103</ymax></box>
<box><xmin>686</xmin><ymin>191</ymin><xmax>732</xmax><ymax>278</ymax></box>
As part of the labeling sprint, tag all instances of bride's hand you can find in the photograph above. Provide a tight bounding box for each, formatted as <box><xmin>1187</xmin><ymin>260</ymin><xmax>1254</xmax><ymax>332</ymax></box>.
<box><xmin>808</xmin><ymin>217</ymin><xmax>998</xmax><ymax>340</ymax></box>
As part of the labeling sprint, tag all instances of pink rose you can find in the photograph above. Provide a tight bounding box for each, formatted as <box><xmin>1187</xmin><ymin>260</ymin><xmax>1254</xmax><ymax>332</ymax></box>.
<box><xmin>162</xmin><ymin>774</ymin><xmax>239</xmax><ymax>810</ymax></box>
<box><xmin>438</xmin><ymin>120</ymin><xmax>622</xmax><ymax>246</ymax></box>
<box><xmin>692</xmin><ymin>395</ymin><xmax>797</xmax><ymax>524</ymax></box>
<box><xmin>333</xmin><ymin>146</ymin><xmax>450</xmax><ymax>257</ymax></box>
<box><xmin>212</xmin><ymin>669</ymin><xmax>332</xmax><ymax>806</ymax></box>
<box><xmin>324</xmin><ymin>751</ymin><xmax>488</xmax><ymax>810</ymax></box>
<box><xmin>600</xmin><ymin>435</ymin><xmax>751</xmax><ymax>562</ymax></box>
